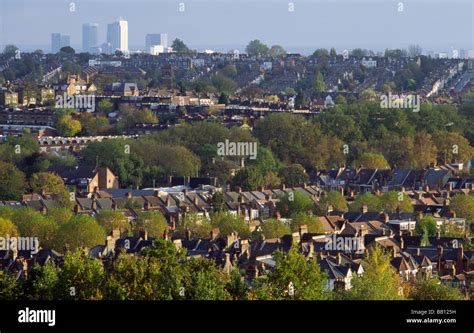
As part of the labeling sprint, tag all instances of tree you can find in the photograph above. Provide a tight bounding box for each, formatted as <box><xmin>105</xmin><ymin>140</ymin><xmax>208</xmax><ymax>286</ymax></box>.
<box><xmin>415</xmin><ymin>215</ymin><xmax>437</xmax><ymax>236</ymax></box>
<box><xmin>171</xmin><ymin>38</ymin><xmax>190</xmax><ymax>53</ymax></box>
<box><xmin>290</xmin><ymin>212</ymin><xmax>324</xmax><ymax>234</ymax></box>
<box><xmin>30</xmin><ymin>172</ymin><xmax>66</xmax><ymax>194</ymax></box>
<box><xmin>3</xmin><ymin>45</ymin><xmax>18</xmax><ymax>58</ymax></box>
<box><xmin>356</xmin><ymin>152</ymin><xmax>390</xmax><ymax>169</ymax></box>
<box><xmin>0</xmin><ymin>270</ymin><xmax>21</xmax><ymax>300</ymax></box>
<box><xmin>175</xmin><ymin>213</ymin><xmax>212</xmax><ymax>239</ymax></box>
<box><xmin>380</xmin><ymin>191</ymin><xmax>413</xmax><ymax>213</ymax></box>
<box><xmin>312</xmin><ymin>49</ymin><xmax>329</xmax><ymax>58</ymax></box>
<box><xmin>211</xmin><ymin>212</ymin><xmax>250</xmax><ymax>238</ymax></box>
<box><xmin>105</xmin><ymin>253</ymin><xmax>162</xmax><ymax>300</ymax></box>
<box><xmin>97</xmin><ymin>99</ymin><xmax>113</xmax><ymax>114</ymax></box>
<box><xmin>278</xmin><ymin>164</ymin><xmax>308</xmax><ymax>187</ymax></box>
<box><xmin>11</xmin><ymin>209</ymin><xmax>58</xmax><ymax>249</ymax></box>
<box><xmin>343</xmin><ymin>246</ymin><xmax>403</xmax><ymax>300</ymax></box>
<box><xmin>0</xmin><ymin>161</ymin><xmax>26</xmax><ymax>200</ymax></box>
<box><xmin>319</xmin><ymin>191</ymin><xmax>348</xmax><ymax>212</ymax></box>
<box><xmin>276</xmin><ymin>191</ymin><xmax>314</xmax><ymax>218</ymax></box>
<box><xmin>410</xmin><ymin>278</ymin><xmax>463</xmax><ymax>300</ymax></box>
<box><xmin>30</xmin><ymin>260</ymin><xmax>59</xmax><ymax>300</ymax></box>
<box><xmin>432</xmin><ymin>131</ymin><xmax>473</xmax><ymax>164</ymax></box>
<box><xmin>231</xmin><ymin>166</ymin><xmax>264</xmax><ymax>191</ymax></box>
<box><xmin>408</xmin><ymin>44</ymin><xmax>423</xmax><ymax>58</ymax></box>
<box><xmin>260</xmin><ymin>219</ymin><xmax>291</xmax><ymax>239</ymax></box>
<box><xmin>53</xmin><ymin>215</ymin><xmax>106</xmax><ymax>251</ymax></box>
<box><xmin>0</xmin><ymin>217</ymin><xmax>19</xmax><ymax>237</ymax></box>
<box><xmin>134</xmin><ymin>211</ymin><xmax>168</xmax><ymax>238</ymax></box>
<box><xmin>96</xmin><ymin>210</ymin><xmax>130</xmax><ymax>234</ymax></box>
<box><xmin>411</xmin><ymin>132</ymin><xmax>437</xmax><ymax>168</ymax></box>
<box><xmin>56</xmin><ymin>114</ymin><xmax>82</xmax><ymax>137</ymax></box>
<box><xmin>245</xmin><ymin>39</ymin><xmax>269</xmax><ymax>57</ymax></box>
<box><xmin>313</xmin><ymin>71</ymin><xmax>326</xmax><ymax>92</ymax></box>
<box><xmin>183</xmin><ymin>258</ymin><xmax>230</xmax><ymax>300</ymax></box>
<box><xmin>46</xmin><ymin>208</ymin><xmax>73</xmax><ymax>226</ymax></box>
<box><xmin>449</xmin><ymin>195</ymin><xmax>474</xmax><ymax>222</ymax></box>
<box><xmin>254</xmin><ymin>246</ymin><xmax>329</xmax><ymax>300</ymax></box>
<box><xmin>60</xmin><ymin>46</ymin><xmax>75</xmax><ymax>54</ymax></box>
<box><xmin>269</xmin><ymin>45</ymin><xmax>286</xmax><ymax>57</ymax></box>
<box><xmin>350</xmin><ymin>193</ymin><xmax>382</xmax><ymax>212</ymax></box>
<box><xmin>56</xmin><ymin>250</ymin><xmax>104</xmax><ymax>300</ymax></box>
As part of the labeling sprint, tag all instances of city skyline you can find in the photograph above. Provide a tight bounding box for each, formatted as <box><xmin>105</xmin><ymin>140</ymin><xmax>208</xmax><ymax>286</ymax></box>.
<box><xmin>0</xmin><ymin>0</ymin><xmax>472</xmax><ymax>55</ymax></box>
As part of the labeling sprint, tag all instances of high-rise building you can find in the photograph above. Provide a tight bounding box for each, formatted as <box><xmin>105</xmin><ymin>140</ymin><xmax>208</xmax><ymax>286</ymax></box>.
<box><xmin>82</xmin><ymin>23</ymin><xmax>99</xmax><ymax>53</ymax></box>
<box><xmin>107</xmin><ymin>18</ymin><xmax>128</xmax><ymax>53</ymax></box>
<box><xmin>145</xmin><ymin>33</ymin><xmax>168</xmax><ymax>52</ymax></box>
<box><xmin>51</xmin><ymin>33</ymin><xmax>70</xmax><ymax>53</ymax></box>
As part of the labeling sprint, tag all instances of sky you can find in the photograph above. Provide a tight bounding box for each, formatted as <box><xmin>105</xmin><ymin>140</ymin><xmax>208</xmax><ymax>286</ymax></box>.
<box><xmin>0</xmin><ymin>0</ymin><xmax>473</xmax><ymax>54</ymax></box>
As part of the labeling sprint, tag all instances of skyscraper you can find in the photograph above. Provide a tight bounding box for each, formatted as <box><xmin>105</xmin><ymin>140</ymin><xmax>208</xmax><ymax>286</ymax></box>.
<box><xmin>51</xmin><ymin>33</ymin><xmax>70</xmax><ymax>53</ymax></box>
<box><xmin>82</xmin><ymin>23</ymin><xmax>99</xmax><ymax>53</ymax></box>
<box><xmin>145</xmin><ymin>33</ymin><xmax>168</xmax><ymax>52</ymax></box>
<box><xmin>107</xmin><ymin>18</ymin><xmax>128</xmax><ymax>53</ymax></box>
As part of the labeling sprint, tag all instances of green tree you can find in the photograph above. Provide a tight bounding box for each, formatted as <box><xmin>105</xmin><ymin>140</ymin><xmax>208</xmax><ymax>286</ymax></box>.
<box><xmin>415</xmin><ymin>215</ymin><xmax>437</xmax><ymax>236</ymax></box>
<box><xmin>56</xmin><ymin>250</ymin><xmax>104</xmax><ymax>299</ymax></box>
<box><xmin>0</xmin><ymin>161</ymin><xmax>26</xmax><ymax>200</ymax></box>
<box><xmin>96</xmin><ymin>210</ymin><xmax>130</xmax><ymax>234</ymax></box>
<box><xmin>30</xmin><ymin>172</ymin><xmax>66</xmax><ymax>194</ymax></box>
<box><xmin>380</xmin><ymin>191</ymin><xmax>413</xmax><ymax>213</ymax></box>
<box><xmin>211</xmin><ymin>212</ymin><xmax>250</xmax><ymax>238</ymax></box>
<box><xmin>290</xmin><ymin>212</ymin><xmax>324</xmax><ymax>233</ymax></box>
<box><xmin>449</xmin><ymin>195</ymin><xmax>474</xmax><ymax>222</ymax></box>
<box><xmin>171</xmin><ymin>38</ymin><xmax>190</xmax><ymax>53</ymax></box>
<box><xmin>134</xmin><ymin>211</ymin><xmax>168</xmax><ymax>238</ymax></box>
<box><xmin>245</xmin><ymin>39</ymin><xmax>269</xmax><ymax>57</ymax></box>
<box><xmin>410</xmin><ymin>278</ymin><xmax>464</xmax><ymax>300</ymax></box>
<box><xmin>343</xmin><ymin>246</ymin><xmax>403</xmax><ymax>300</ymax></box>
<box><xmin>0</xmin><ymin>270</ymin><xmax>21</xmax><ymax>300</ymax></box>
<box><xmin>231</xmin><ymin>166</ymin><xmax>264</xmax><ymax>191</ymax></box>
<box><xmin>183</xmin><ymin>258</ymin><xmax>230</xmax><ymax>300</ymax></box>
<box><xmin>0</xmin><ymin>217</ymin><xmax>19</xmax><ymax>237</ymax></box>
<box><xmin>319</xmin><ymin>191</ymin><xmax>348</xmax><ymax>212</ymax></box>
<box><xmin>54</xmin><ymin>215</ymin><xmax>105</xmax><ymax>251</ymax></box>
<box><xmin>260</xmin><ymin>218</ymin><xmax>291</xmax><ymax>239</ymax></box>
<box><xmin>278</xmin><ymin>164</ymin><xmax>309</xmax><ymax>187</ymax></box>
<box><xmin>350</xmin><ymin>193</ymin><xmax>382</xmax><ymax>212</ymax></box>
<box><xmin>313</xmin><ymin>71</ymin><xmax>326</xmax><ymax>92</ymax></box>
<box><xmin>356</xmin><ymin>152</ymin><xmax>390</xmax><ymax>169</ymax></box>
<box><xmin>56</xmin><ymin>114</ymin><xmax>82</xmax><ymax>137</ymax></box>
<box><xmin>269</xmin><ymin>45</ymin><xmax>286</xmax><ymax>57</ymax></box>
<box><xmin>276</xmin><ymin>191</ymin><xmax>314</xmax><ymax>218</ymax></box>
<box><xmin>255</xmin><ymin>246</ymin><xmax>329</xmax><ymax>300</ymax></box>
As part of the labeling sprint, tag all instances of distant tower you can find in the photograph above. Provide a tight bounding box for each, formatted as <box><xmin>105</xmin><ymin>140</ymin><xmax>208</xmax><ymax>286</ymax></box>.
<box><xmin>51</xmin><ymin>33</ymin><xmax>70</xmax><ymax>53</ymax></box>
<box><xmin>82</xmin><ymin>23</ymin><xmax>99</xmax><ymax>53</ymax></box>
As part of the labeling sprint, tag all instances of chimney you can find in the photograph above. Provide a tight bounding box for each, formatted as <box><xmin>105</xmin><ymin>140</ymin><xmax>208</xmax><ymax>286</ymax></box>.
<box><xmin>139</xmin><ymin>230</ymin><xmax>148</xmax><ymax>241</ymax></box>
<box><xmin>308</xmin><ymin>242</ymin><xmax>314</xmax><ymax>258</ymax></box>
<box><xmin>437</xmin><ymin>245</ymin><xmax>443</xmax><ymax>257</ymax></box>
<box><xmin>258</xmin><ymin>185</ymin><xmax>265</xmax><ymax>192</ymax></box>
<box><xmin>359</xmin><ymin>224</ymin><xmax>367</xmax><ymax>237</ymax></box>
<box><xmin>173</xmin><ymin>239</ymin><xmax>182</xmax><ymax>251</ymax></box>
<box><xmin>154</xmin><ymin>190</ymin><xmax>160</xmax><ymax>197</ymax></box>
<box><xmin>361</xmin><ymin>204</ymin><xmax>368</xmax><ymax>214</ymax></box>
<box><xmin>292</xmin><ymin>232</ymin><xmax>300</xmax><ymax>245</ymax></box>
<box><xmin>125</xmin><ymin>191</ymin><xmax>132</xmax><ymax>199</ymax></box>
<box><xmin>210</xmin><ymin>228</ymin><xmax>219</xmax><ymax>240</ymax></box>
<box><xmin>400</xmin><ymin>236</ymin><xmax>404</xmax><ymax>250</ymax></box>
<box><xmin>240</xmin><ymin>239</ymin><xmax>250</xmax><ymax>257</ymax></box>
<box><xmin>457</xmin><ymin>244</ymin><xmax>464</xmax><ymax>262</ymax></box>
<box><xmin>416</xmin><ymin>248</ymin><xmax>421</xmax><ymax>256</ymax></box>
<box><xmin>193</xmin><ymin>196</ymin><xmax>199</xmax><ymax>206</ymax></box>
<box><xmin>236</xmin><ymin>186</ymin><xmax>242</xmax><ymax>193</ymax></box>
<box><xmin>226</xmin><ymin>231</ymin><xmax>238</xmax><ymax>248</ymax></box>
<box><xmin>281</xmin><ymin>184</ymin><xmax>286</xmax><ymax>190</ymax></box>
<box><xmin>337</xmin><ymin>252</ymin><xmax>342</xmax><ymax>265</ymax></box>
<box><xmin>299</xmin><ymin>224</ymin><xmax>308</xmax><ymax>237</ymax></box>
<box><xmin>423</xmin><ymin>185</ymin><xmax>430</xmax><ymax>192</ymax></box>
<box><xmin>185</xmin><ymin>228</ymin><xmax>191</xmax><ymax>240</ymax></box>
<box><xmin>382</xmin><ymin>213</ymin><xmax>389</xmax><ymax>223</ymax></box>
<box><xmin>327</xmin><ymin>204</ymin><xmax>334</xmax><ymax>214</ymax></box>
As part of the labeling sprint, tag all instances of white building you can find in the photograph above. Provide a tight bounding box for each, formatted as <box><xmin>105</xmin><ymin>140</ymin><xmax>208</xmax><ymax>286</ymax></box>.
<box><xmin>107</xmin><ymin>18</ymin><xmax>128</xmax><ymax>53</ymax></box>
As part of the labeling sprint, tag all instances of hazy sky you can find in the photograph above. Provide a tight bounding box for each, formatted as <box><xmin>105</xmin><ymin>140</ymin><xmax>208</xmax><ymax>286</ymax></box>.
<box><xmin>0</xmin><ymin>0</ymin><xmax>473</xmax><ymax>54</ymax></box>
